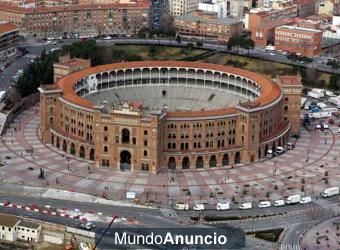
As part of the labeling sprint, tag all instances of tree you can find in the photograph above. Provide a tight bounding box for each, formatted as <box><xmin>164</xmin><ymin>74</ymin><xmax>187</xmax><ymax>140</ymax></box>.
<box><xmin>241</xmin><ymin>38</ymin><xmax>255</xmax><ymax>54</ymax></box>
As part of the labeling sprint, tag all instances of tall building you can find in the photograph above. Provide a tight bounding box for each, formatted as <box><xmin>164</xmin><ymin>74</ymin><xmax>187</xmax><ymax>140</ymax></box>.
<box><xmin>0</xmin><ymin>22</ymin><xmax>18</xmax><ymax>66</ymax></box>
<box><xmin>169</xmin><ymin>0</ymin><xmax>209</xmax><ymax>16</ymax></box>
<box><xmin>277</xmin><ymin>75</ymin><xmax>302</xmax><ymax>135</ymax></box>
<box><xmin>174</xmin><ymin>10</ymin><xmax>243</xmax><ymax>43</ymax></box>
<box><xmin>0</xmin><ymin>1</ymin><xmax>151</xmax><ymax>38</ymax></box>
<box><xmin>198</xmin><ymin>0</ymin><xmax>244</xmax><ymax>18</ymax></box>
<box><xmin>248</xmin><ymin>3</ymin><xmax>298</xmax><ymax>46</ymax></box>
<box><xmin>274</xmin><ymin>25</ymin><xmax>323</xmax><ymax>56</ymax></box>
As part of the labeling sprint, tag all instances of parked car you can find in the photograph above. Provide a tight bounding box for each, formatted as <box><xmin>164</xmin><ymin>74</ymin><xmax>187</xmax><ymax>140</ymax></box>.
<box><xmin>258</xmin><ymin>201</ymin><xmax>271</xmax><ymax>208</ymax></box>
<box><xmin>216</xmin><ymin>202</ymin><xmax>230</xmax><ymax>211</ymax></box>
<box><xmin>193</xmin><ymin>204</ymin><xmax>205</xmax><ymax>211</ymax></box>
<box><xmin>273</xmin><ymin>199</ymin><xmax>285</xmax><ymax>207</ymax></box>
<box><xmin>85</xmin><ymin>222</ymin><xmax>96</xmax><ymax>230</ymax></box>
<box><xmin>175</xmin><ymin>202</ymin><xmax>189</xmax><ymax>211</ymax></box>
<box><xmin>239</xmin><ymin>202</ymin><xmax>252</xmax><ymax>210</ymax></box>
<box><xmin>286</xmin><ymin>142</ymin><xmax>295</xmax><ymax>150</ymax></box>
<box><xmin>276</xmin><ymin>146</ymin><xmax>285</xmax><ymax>155</ymax></box>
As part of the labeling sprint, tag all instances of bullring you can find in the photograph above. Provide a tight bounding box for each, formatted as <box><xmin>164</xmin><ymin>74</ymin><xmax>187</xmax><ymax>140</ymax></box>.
<box><xmin>39</xmin><ymin>61</ymin><xmax>302</xmax><ymax>173</ymax></box>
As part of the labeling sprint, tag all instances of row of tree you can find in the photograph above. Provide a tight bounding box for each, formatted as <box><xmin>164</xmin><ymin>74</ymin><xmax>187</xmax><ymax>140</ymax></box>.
<box><xmin>227</xmin><ymin>36</ymin><xmax>255</xmax><ymax>54</ymax></box>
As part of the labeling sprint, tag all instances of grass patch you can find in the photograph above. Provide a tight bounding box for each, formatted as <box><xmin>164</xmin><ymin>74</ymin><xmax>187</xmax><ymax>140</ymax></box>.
<box><xmin>99</xmin><ymin>45</ymin><xmax>207</xmax><ymax>63</ymax></box>
<box><xmin>199</xmin><ymin>52</ymin><xmax>332</xmax><ymax>88</ymax></box>
<box><xmin>249</xmin><ymin>228</ymin><xmax>284</xmax><ymax>242</ymax></box>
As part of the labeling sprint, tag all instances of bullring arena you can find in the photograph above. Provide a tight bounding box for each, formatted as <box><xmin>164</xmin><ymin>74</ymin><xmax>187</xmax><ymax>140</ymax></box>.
<box><xmin>39</xmin><ymin>61</ymin><xmax>302</xmax><ymax>173</ymax></box>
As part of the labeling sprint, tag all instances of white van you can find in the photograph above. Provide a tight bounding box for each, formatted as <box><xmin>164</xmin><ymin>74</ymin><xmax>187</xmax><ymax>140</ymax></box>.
<box><xmin>273</xmin><ymin>200</ymin><xmax>285</xmax><ymax>207</ymax></box>
<box><xmin>266</xmin><ymin>150</ymin><xmax>273</xmax><ymax>158</ymax></box>
<box><xmin>258</xmin><ymin>201</ymin><xmax>271</xmax><ymax>208</ymax></box>
<box><xmin>216</xmin><ymin>202</ymin><xmax>230</xmax><ymax>211</ymax></box>
<box><xmin>321</xmin><ymin>187</ymin><xmax>339</xmax><ymax>198</ymax></box>
<box><xmin>299</xmin><ymin>196</ymin><xmax>312</xmax><ymax>204</ymax></box>
<box><xmin>175</xmin><ymin>202</ymin><xmax>189</xmax><ymax>211</ymax></box>
<box><xmin>286</xmin><ymin>194</ymin><xmax>301</xmax><ymax>204</ymax></box>
<box><xmin>193</xmin><ymin>204</ymin><xmax>205</xmax><ymax>211</ymax></box>
<box><xmin>239</xmin><ymin>202</ymin><xmax>252</xmax><ymax>210</ymax></box>
<box><xmin>276</xmin><ymin>146</ymin><xmax>284</xmax><ymax>155</ymax></box>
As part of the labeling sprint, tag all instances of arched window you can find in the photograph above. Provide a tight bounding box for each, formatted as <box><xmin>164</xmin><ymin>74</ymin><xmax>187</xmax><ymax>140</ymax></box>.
<box><xmin>122</xmin><ymin>129</ymin><xmax>130</xmax><ymax>144</ymax></box>
<box><xmin>144</xmin><ymin>140</ymin><xmax>147</xmax><ymax>146</ymax></box>
<box><xmin>104</xmin><ymin>146</ymin><xmax>108</xmax><ymax>153</ymax></box>
<box><xmin>144</xmin><ymin>150</ymin><xmax>147</xmax><ymax>157</ymax></box>
<box><xmin>104</xmin><ymin>126</ymin><xmax>108</xmax><ymax>132</ymax></box>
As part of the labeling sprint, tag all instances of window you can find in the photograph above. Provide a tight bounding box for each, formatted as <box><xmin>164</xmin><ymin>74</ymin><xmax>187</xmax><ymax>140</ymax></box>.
<box><xmin>162</xmin><ymin>90</ymin><xmax>166</xmax><ymax>97</ymax></box>
<box><xmin>104</xmin><ymin>146</ymin><xmax>108</xmax><ymax>153</ymax></box>
<box><xmin>144</xmin><ymin>130</ymin><xmax>148</xmax><ymax>135</ymax></box>
<box><xmin>144</xmin><ymin>150</ymin><xmax>147</xmax><ymax>157</ymax></box>
<box><xmin>104</xmin><ymin>126</ymin><xmax>108</xmax><ymax>132</ymax></box>
<box><xmin>144</xmin><ymin>140</ymin><xmax>147</xmax><ymax>146</ymax></box>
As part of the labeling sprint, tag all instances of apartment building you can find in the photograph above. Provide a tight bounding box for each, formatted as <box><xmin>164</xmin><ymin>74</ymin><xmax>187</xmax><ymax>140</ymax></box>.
<box><xmin>275</xmin><ymin>25</ymin><xmax>323</xmax><ymax>56</ymax></box>
<box><xmin>174</xmin><ymin>10</ymin><xmax>243</xmax><ymax>43</ymax></box>
<box><xmin>0</xmin><ymin>1</ymin><xmax>151</xmax><ymax>38</ymax></box>
<box><xmin>0</xmin><ymin>22</ymin><xmax>19</xmax><ymax>65</ymax></box>
<box><xmin>248</xmin><ymin>3</ymin><xmax>298</xmax><ymax>46</ymax></box>
<box><xmin>292</xmin><ymin>0</ymin><xmax>319</xmax><ymax>18</ymax></box>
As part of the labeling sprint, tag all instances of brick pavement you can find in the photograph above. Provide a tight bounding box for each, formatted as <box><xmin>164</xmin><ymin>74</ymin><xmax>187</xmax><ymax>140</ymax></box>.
<box><xmin>0</xmin><ymin>106</ymin><xmax>339</xmax><ymax>205</ymax></box>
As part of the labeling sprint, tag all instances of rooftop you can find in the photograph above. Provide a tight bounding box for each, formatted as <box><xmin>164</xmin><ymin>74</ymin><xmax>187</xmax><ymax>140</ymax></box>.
<box><xmin>0</xmin><ymin>213</ymin><xmax>20</xmax><ymax>227</ymax></box>
<box><xmin>175</xmin><ymin>12</ymin><xmax>242</xmax><ymax>25</ymax></box>
<box><xmin>278</xmin><ymin>75</ymin><xmax>302</xmax><ymax>86</ymax></box>
<box><xmin>276</xmin><ymin>25</ymin><xmax>322</xmax><ymax>33</ymax></box>
<box><xmin>0</xmin><ymin>22</ymin><xmax>17</xmax><ymax>34</ymax></box>
<box><xmin>18</xmin><ymin>220</ymin><xmax>41</xmax><ymax>229</ymax></box>
<box><xmin>54</xmin><ymin>58</ymin><xmax>90</xmax><ymax>68</ymax></box>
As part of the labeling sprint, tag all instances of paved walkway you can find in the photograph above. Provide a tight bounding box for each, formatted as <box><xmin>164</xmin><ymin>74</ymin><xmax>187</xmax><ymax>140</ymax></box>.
<box><xmin>0</xmin><ymin>106</ymin><xmax>339</xmax><ymax>205</ymax></box>
<box><xmin>300</xmin><ymin>216</ymin><xmax>340</xmax><ymax>249</ymax></box>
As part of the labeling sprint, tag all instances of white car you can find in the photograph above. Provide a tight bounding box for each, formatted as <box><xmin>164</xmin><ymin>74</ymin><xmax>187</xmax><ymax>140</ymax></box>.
<box><xmin>258</xmin><ymin>201</ymin><xmax>271</xmax><ymax>208</ymax></box>
<box><xmin>103</xmin><ymin>36</ymin><xmax>112</xmax><ymax>40</ymax></box>
<box><xmin>276</xmin><ymin>146</ymin><xmax>284</xmax><ymax>154</ymax></box>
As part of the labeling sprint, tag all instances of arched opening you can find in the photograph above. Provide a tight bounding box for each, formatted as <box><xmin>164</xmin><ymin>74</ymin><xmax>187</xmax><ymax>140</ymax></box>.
<box><xmin>120</xmin><ymin>151</ymin><xmax>131</xmax><ymax>171</ymax></box>
<box><xmin>90</xmin><ymin>148</ymin><xmax>95</xmax><ymax>161</ymax></box>
<box><xmin>209</xmin><ymin>155</ymin><xmax>217</xmax><ymax>168</ymax></box>
<box><xmin>51</xmin><ymin>134</ymin><xmax>54</xmax><ymax>145</ymax></box>
<box><xmin>79</xmin><ymin>146</ymin><xmax>85</xmax><ymax>158</ymax></box>
<box><xmin>258</xmin><ymin>147</ymin><xmax>261</xmax><ymax>159</ymax></box>
<box><xmin>121</xmin><ymin>128</ymin><xmax>130</xmax><ymax>144</ymax></box>
<box><xmin>278</xmin><ymin>138</ymin><xmax>282</xmax><ymax>147</ymax></box>
<box><xmin>234</xmin><ymin>152</ymin><xmax>240</xmax><ymax>164</ymax></box>
<box><xmin>70</xmin><ymin>143</ymin><xmax>76</xmax><ymax>155</ymax></box>
<box><xmin>265</xmin><ymin>144</ymin><xmax>269</xmax><ymax>154</ymax></box>
<box><xmin>222</xmin><ymin>154</ymin><xmax>229</xmax><ymax>166</ymax></box>
<box><xmin>182</xmin><ymin>157</ymin><xmax>190</xmax><ymax>169</ymax></box>
<box><xmin>272</xmin><ymin>142</ymin><xmax>276</xmax><ymax>152</ymax></box>
<box><xmin>56</xmin><ymin>137</ymin><xmax>60</xmax><ymax>148</ymax></box>
<box><xmin>62</xmin><ymin>140</ymin><xmax>67</xmax><ymax>152</ymax></box>
<box><xmin>196</xmin><ymin>156</ymin><xmax>204</xmax><ymax>168</ymax></box>
<box><xmin>168</xmin><ymin>157</ymin><xmax>176</xmax><ymax>170</ymax></box>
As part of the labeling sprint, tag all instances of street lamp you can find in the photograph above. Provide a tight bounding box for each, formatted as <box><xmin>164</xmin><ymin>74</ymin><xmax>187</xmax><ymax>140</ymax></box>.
<box><xmin>66</xmin><ymin>156</ymin><xmax>70</xmax><ymax>171</ymax></box>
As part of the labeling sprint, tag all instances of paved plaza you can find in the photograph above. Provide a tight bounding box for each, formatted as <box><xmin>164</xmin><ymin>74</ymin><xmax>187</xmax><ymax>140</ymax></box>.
<box><xmin>0</xmin><ymin>105</ymin><xmax>339</xmax><ymax>205</ymax></box>
<box><xmin>301</xmin><ymin>216</ymin><xmax>340</xmax><ymax>249</ymax></box>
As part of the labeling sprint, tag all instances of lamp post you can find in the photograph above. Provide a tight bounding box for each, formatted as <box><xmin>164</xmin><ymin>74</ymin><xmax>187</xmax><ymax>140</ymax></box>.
<box><xmin>66</xmin><ymin>156</ymin><xmax>70</xmax><ymax>171</ymax></box>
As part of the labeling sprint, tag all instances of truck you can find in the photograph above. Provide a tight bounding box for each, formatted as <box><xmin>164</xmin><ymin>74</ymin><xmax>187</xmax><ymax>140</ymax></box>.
<box><xmin>175</xmin><ymin>202</ymin><xmax>189</xmax><ymax>211</ymax></box>
<box><xmin>216</xmin><ymin>202</ymin><xmax>230</xmax><ymax>211</ymax></box>
<box><xmin>308</xmin><ymin>91</ymin><xmax>324</xmax><ymax>99</ymax></box>
<box><xmin>309</xmin><ymin>112</ymin><xmax>332</xmax><ymax>119</ymax></box>
<box><xmin>193</xmin><ymin>204</ymin><xmax>204</xmax><ymax>211</ymax></box>
<box><xmin>286</xmin><ymin>194</ymin><xmax>301</xmax><ymax>204</ymax></box>
<box><xmin>321</xmin><ymin>187</ymin><xmax>339</xmax><ymax>198</ymax></box>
